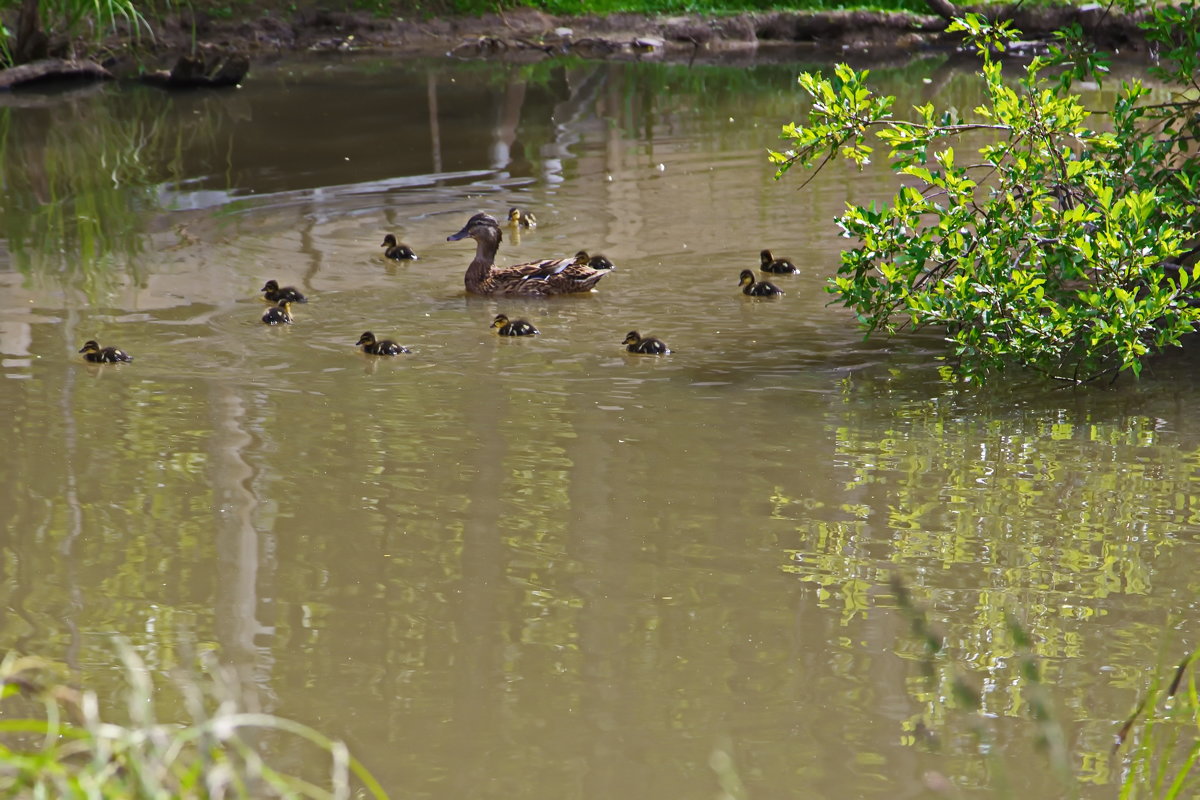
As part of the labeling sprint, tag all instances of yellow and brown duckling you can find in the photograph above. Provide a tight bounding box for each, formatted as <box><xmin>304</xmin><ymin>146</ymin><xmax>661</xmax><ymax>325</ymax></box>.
<box><xmin>739</xmin><ymin>269</ymin><xmax>784</xmax><ymax>297</ymax></box>
<box><xmin>261</xmin><ymin>279</ymin><xmax>307</xmax><ymax>304</ymax></box>
<box><xmin>760</xmin><ymin>249</ymin><xmax>799</xmax><ymax>274</ymax></box>
<box><xmin>623</xmin><ymin>330</ymin><xmax>670</xmax><ymax>355</ymax></box>
<box><xmin>447</xmin><ymin>212</ymin><xmax>609</xmax><ymax>297</ymax></box>
<box><xmin>262</xmin><ymin>300</ymin><xmax>293</xmax><ymax>325</ymax></box>
<box><xmin>79</xmin><ymin>340</ymin><xmax>133</xmax><ymax>363</ymax></box>
<box><xmin>507</xmin><ymin>207</ymin><xmax>537</xmax><ymax>229</ymax></box>
<box><xmin>492</xmin><ymin>314</ymin><xmax>540</xmax><ymax>336</ymax></box>
<box><xmin>381</xmin><ymin>234</ymin><xmax>418</xmax><ymax>261</ymax></box>
<box><xmin>356</xmin><ymin>331</ymin><xmax>410</xmax><ymax>355</ymax></box>
<box><xmin>575</xmin><ymin>250</ymin><xmax>615</xmax><ymax>270</ymax></box>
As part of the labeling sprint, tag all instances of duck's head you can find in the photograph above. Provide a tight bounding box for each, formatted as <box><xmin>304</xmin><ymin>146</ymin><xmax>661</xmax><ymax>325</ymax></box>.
<box><xmin>760</xmin><ymin>249</ymin><xmax>774</xmax><ymax>266</ymax></box>
<box><xmin>575</xmin><ymin>250</ymin><xmax>590</xmax><ymax>264</ymax></box>
<box><xmin>356</xmin><ymin>332</ymin><xmax>376</xmax><ymax>347</ymax></box>
<box><xmin>739</xmin><ymin>269</ymin><xmax>757</xmax><ymax>288</ymax></box>
<box><xmin>79</xmin><ymin>340</ymin><xmax>100</xmax><ymax>355</ymax></box>
<box><xmin>382</xmin><ymin>234</ymin><xmax>398</xmax><ymax>247</ymax></box>
<box><xmin>261</xmin><ymin>279</ymin><xmax>280</xmax><ymax>294</ymax></box>
<box><xmin>507</xmin><ymin>208</ymin><xmax>522</xmax><ymax>224</ymax></box>
<box><xmin>448</xmin><ymin>212</ymin><xmax>502</xmax><ymax>245</ymax></box>
<box><xmin>492</xmin><ymin>314</ymin><xmax>510</xmax><ymax>329</ymax></box>
<box><xmin>623</xmin><ymin>331</ymin><xmax>642</xmax><ymax>346</ymax></box>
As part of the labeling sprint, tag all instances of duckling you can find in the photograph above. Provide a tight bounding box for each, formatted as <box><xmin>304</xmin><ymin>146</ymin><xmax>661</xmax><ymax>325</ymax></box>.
<box><xmin>78</xmin><ymin>340</ymin><xmax>133</xmax><ymax>363</ymax></box>
<box><xmin>760</xmin><ymin>249</ymin><xmax>799</xmax><ymax>274</ymax></box>
<box><xmin>739</xmin><ymin>269</ymin><xmax>784</xmax><ymax>297</ymax></box>
<box><xmin>262</xmin><ymin>300</ymin><xmax>293</xmax><ymax>325</ymax></box>
<box><xmin>507</xmin><ymin>207</ymin><xmax>537</xmax><ymax>229</ymax></box>
<box><xmin>261</xmin><ymin>279</ymin><xmax>307</xmax><ymax>304</ymax></box>
<box><xmin>381</xmin><ymin>234</ymin><xmax>418</xmax><ymax>261</ymax></box>
<box><xmin>492</xmin><ymin>314</ymin><xmax>540</xmax><ymax>336</ymax></box>
<box><xmin>575</xmin><ymin>250</ymin><xmax>615</xmax><ymax>270</ymax></box>
<box><xmin>623</xmin><ymin>330</ymin><xmax>670</xmax><ymax>355</ymax></box>
<box><xmin>447</xmin><ymin>212</ymin><xmax>608</xmax><ymax>297</ymax></box>
<box><xmin>356</xmin><ymin>331</ymin><xmax>410</xmax><ymax>355</ymax></box>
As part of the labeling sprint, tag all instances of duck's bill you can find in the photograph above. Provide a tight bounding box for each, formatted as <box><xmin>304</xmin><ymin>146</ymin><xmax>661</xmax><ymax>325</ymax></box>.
<box><xmin>447</xmin><ymin>224</ymin><xmax>472</xmax><ymax>242</ymax></box>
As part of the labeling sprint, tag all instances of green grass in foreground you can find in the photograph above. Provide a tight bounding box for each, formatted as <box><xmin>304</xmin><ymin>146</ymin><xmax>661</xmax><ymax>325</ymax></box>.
<box><xmin>0</xmin><ymin>642</ymin><xmax>385</xmax><ymax>799</ymax></box>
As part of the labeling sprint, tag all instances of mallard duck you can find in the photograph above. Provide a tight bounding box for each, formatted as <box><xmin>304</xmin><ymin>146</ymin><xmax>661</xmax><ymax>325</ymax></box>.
<box><xmin>760</xmin><ymin>249</ymin><xmax>799</xmax><ymax>274</ymax></box>
<box><xmin>447</xmin><ymin>212</ymin><xmax>608</xmax><ymax>297</ymax></box>
<box><xmin>261</xmin><ymin>280</ymin><xmax>307</xmax><ymax>304</ymax></box>
<box><xmin>382</xmin><ymin>234</ymin><xmax>418</xmax><ymax>261</ymax></box>
<box><xmin>507</xmin><ymin>207</ymin><xmax>537</xmax><ymax>229</ymax></box>
<box><xmin>356</xmin><ymin>331</ymin><xmax>410</xmax><ymax>355</ymax></box>
<box><xmin>575</xmin><ymin>250</ymin><xmax>615</xmax><ymax>270</ymax></box>
<box><xmin>623</xmin><ymin>330</ymin><xmax>670</xmax><ymax>355</ymax></box>
<box><xmin>492</xmin><ymin>314</ymin><xmax>540</xmax><ymax>336</ymax></box>
<box><xmin>262</xmin><ymin>300</ymin><xmax>293</xmax><ymax>325</ymax></box>
<box><xmin>739</xmin><ymin>269</ymin><xmax>784</xmax><ymax>297</ymax></box>
<box><xmin>79</xmin><ymin>340</ymin><xmax>133</xmax><ymax>363</ymax></box>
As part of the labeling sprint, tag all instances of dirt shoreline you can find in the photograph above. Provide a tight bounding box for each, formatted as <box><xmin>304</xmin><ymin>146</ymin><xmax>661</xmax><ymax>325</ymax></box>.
<box><xmin>0</xmin><ymin>3</ymin><xmax>1156</xmax><ymax>88</ymax></box>
<box><xmin>128</xmin><ymin>3</ymin><xmax>1152</xmax><ymax>69</ymax></box>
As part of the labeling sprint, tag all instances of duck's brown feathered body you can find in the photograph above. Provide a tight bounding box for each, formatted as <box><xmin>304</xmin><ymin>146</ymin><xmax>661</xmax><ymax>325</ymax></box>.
<box><xmin>448</xmin><ymin>213</ymin><xmax>608</xmax><ymax>297</ymax></box>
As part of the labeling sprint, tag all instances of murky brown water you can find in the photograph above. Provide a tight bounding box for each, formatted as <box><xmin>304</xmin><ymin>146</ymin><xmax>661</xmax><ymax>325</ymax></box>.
<box><xmin>1</xmin><ymin>54</ymin><xmax>1197</xmax><ymax>798</ymax></box>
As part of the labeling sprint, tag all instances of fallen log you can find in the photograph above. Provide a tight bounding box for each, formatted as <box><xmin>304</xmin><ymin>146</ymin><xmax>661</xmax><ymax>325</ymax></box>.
<box><xmin>0</xmin><ymin>58</ymin><xmax>112</xmax><ymax>90</ymax></box>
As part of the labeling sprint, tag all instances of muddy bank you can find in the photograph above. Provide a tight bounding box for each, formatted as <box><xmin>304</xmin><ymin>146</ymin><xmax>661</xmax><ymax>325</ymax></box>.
<box><xmin>130</xmin><ymin>3</ymin><xmax>1151</xmax><ymax>68</ymax></box>
<box><xmin>0</xmin><ymin>3</ymin><xmax>1155</xmax><ymax>89</ymax></box>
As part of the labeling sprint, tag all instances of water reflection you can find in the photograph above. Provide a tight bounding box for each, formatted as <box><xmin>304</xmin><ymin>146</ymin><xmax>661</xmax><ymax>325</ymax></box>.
<box><xmin>0</xmin><ymin>54</ymin><xmax>1196</xmax><ymax>799</ymax></box>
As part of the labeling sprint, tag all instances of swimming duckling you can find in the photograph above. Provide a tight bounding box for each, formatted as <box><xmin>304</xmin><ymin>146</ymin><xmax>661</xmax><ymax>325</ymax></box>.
<box><xmin>381</xmin><ymin>234</ymin><xmax>418</xmax><ymax>261</ymax></box>
<box><xmin>507</xmin><ymin>207</ymin><xmax>537</xmax><ymax>229</ymax></box>
<box><xmin>739</xmin><ymin>269</ymin><xmax>784</xmax><ymax>297</ymax></box>
<box><xmin>356</xmin><ymin>331</ymin><xmax>410</xmax><ymax>355</ymax></box>
<box><xmin>623</xmin><ymin>330</ymin><xmax>670</xmax><ymax>355</ymax></box>
<box><xmin>261</xmin><ymin>280</ymin><xmax>307</xmax><ymax>304</ymax></box>
<box><xmin>760</xmin><ymin>249</ymin><xmax>799</xmax><ymax>274</ymax></box>
<box><xmin>492</xmin><ymin>314</ymin><xmax>540</xmax><ymax>336</ymax></box>
<box><xmin>79</xmin><ymin>340</ymin><xmax>133</xmax><ymax>363</ymax></box>
<box><xmin>262</xmin><ymin>300</ymin><xmax>293</xmax><ymax>325</ymax></box>
<box><xmin>575</xmin><ymin>250</ymin><xmax>615</xmax><ymax>270</ymax></box>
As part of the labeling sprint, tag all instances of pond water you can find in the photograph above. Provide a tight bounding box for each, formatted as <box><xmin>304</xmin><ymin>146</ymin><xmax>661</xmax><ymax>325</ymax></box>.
<box><xmin>1</xmin><ymin>52</ymin><xmax>1197</xmax><ymax>798</ymax></box>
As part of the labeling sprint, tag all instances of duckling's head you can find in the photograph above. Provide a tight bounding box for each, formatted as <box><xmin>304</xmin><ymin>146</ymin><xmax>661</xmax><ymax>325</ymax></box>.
<box><xmin>261</xmin><ymin>279</ymin><xmax>280</xmax><ymax>294</ymax></box>
<box><xmin>623</xmin><ymin>331</ymin><xmax>642</xmax><ymax>346</ymax></box>
<box><xmin>522</xmin><ymin>211</ymin><xmax>537</xmax><ymax>228</ymax></box>
<box><xmin>575</xmin><ymin>250</ymin><xmax>590</xmax><ymax>263</ymax></box>
<box><xmin>79</xmin><ymin>340</ymin><xmax>100</xmax><ymax>355</ymax></box>
<box><xmin>356</xmin><ymin>332</ymin><xmax>376</xmax><ymax>347</ymax></box>
<box><xmin>448</xmin><ymin>212</ymin><xmax>503</xmax><ymax>245</ymax></box>
<box><xmin>277</xmin><ymin>300</ymin><xmax>292</xmax><ymax>312</ymax></box>
<box><xmin>739</xmin><ymin>269</ymin><xmax>757</xmax><ymax>287</ymax></box>
<box><xmin>492</xmin><ymin>314</ymin><xmax>510</xmax><ymax>329</ymax></box>
<box><xmin>507</xmin><ymin>207</ymin><xmax>522</xmax><ymax>224</ymax></box>
<box><xmin>382</xmin><ymin>234</ymin><xmax>398</xmax><ymax>247</ymax></box>
<box><xmin>760</xmin><ymin>249</ymin><xmax>774</xmax><ymax>265</ymax></box>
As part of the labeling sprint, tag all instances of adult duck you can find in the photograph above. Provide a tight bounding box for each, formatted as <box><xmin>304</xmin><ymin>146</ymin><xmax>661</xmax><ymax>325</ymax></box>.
<box><xmin>79</xmin><ymin>340</ymin><xmax>133</xmax><ymax>363</ymax></box>
<box><xmin>447</xmin><ymin>212</ymin><xmax>608</xmax><ymax>297</ymax></box>
<box><xmin>381</xmin><ymin>234</ymin><xmax>418</xmax><ymax>261</ymax></box>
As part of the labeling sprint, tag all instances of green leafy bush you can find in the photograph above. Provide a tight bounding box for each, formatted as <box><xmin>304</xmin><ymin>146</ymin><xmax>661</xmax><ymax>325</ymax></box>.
<box><xmin>770</xmin><ymin>4</ymin><xmax>1200</xmax><ymax>384</ymax></box>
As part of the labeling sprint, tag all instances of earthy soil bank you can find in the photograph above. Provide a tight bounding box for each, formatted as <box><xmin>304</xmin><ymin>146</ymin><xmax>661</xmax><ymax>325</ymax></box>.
<box><xmin>131</xmin><ymin>3</ymin><xmax>1151</xmax><ymax>68</ymax></box>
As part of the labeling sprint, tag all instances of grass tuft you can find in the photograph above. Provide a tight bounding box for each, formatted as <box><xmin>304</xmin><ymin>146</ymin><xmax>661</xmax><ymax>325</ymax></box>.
<box><xmin>0</xmin><ymin>640</ymin><xmax>386</xmax><ymax>799</ymax></box>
